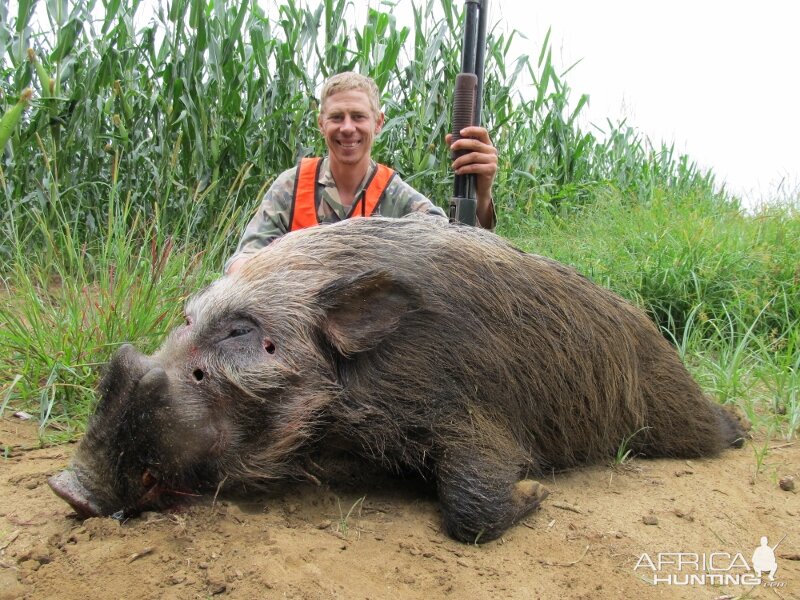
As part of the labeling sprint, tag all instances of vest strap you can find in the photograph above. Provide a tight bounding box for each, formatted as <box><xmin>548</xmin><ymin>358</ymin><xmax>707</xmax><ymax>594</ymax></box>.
<box><xmin>290</xmin><ymin>159</ymin><xmax>396</xmax><ymax>231</ymax></box>
<box><xmin>289</xmin><ymin>157</ymin><xmax>323</xmax><ymax>231</ymax></box>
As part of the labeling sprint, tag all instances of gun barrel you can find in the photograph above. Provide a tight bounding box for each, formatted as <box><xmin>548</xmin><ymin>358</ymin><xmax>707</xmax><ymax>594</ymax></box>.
<box><xmin>474</xmin><ymin>0</ymin><xmax>489</xmax><ymax>126</ymax></box>
<box><xmin>771</xmin><ymin>534</ymin><xmax>787</xmax><ymax>551</ymax></box>
<box><xmin>461</xmin><ymin>1</ymin><xmax>480</xmax><ymax>74</ymax></box>
<box><xmin>450</xmin><ymin>0</ymin><xmax>489</xmax><ymax>226</ymax></box>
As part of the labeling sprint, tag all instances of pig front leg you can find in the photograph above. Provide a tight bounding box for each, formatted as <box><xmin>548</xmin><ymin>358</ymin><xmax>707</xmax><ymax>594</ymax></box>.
<box><xmin>435</xmin><ymin>438</ymin><xmax>549</xmax><ymax>543</ymax></box>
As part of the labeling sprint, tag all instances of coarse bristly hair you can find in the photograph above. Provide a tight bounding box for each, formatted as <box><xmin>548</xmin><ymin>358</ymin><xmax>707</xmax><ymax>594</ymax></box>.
<box><xmin>56</xmin><ymin>215</ymin><xmax>747</xmax><ymax>543</ymax></box>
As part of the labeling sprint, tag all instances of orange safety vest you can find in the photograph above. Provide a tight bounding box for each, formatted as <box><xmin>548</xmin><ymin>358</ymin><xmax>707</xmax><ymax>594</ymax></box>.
<box><xmin>288</xmin><ymin>157</ymin><xmax>396</xmax><ymax>231</ymax></box>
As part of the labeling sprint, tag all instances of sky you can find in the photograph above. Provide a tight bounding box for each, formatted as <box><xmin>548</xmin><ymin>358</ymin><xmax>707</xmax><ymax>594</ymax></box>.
<box><xmin>121</xmin><ymin>0</ymin><xmax>797</xmax><ymax>206</ymax></box>
<box><xmin>18</xmin><ymin>0</ymin><xmax>800</xmax><ymax>206</ymax></box>
<box><xmin>490</xmin><ymin>0</ymin><xmax>800</xmax><ymax>207</ymax></box>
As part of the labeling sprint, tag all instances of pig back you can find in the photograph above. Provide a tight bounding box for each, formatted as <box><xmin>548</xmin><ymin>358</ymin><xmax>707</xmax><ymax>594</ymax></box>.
<box><xmin>237</xmin><ymin>216</ymin><xmax>697</xmax><ymax>471</ymax></box>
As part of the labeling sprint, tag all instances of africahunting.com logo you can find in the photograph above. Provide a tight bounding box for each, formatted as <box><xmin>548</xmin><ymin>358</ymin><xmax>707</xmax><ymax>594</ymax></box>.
<box><xmin>634</xmin><ymin>535</ymin><xmax>787</xmax><ymax>587</ymax></box>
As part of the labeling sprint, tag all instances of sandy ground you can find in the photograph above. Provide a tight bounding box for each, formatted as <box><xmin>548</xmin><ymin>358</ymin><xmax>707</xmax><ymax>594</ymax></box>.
<box><xmin>0</xmin><ymin>416</ymin><xmax>798</xmax><ymax>600</ymax></box>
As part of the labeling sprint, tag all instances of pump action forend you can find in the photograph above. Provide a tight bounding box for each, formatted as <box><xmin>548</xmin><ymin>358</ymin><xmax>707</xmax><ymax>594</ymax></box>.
<box><xmin>449</xmin><ymin>0</ymin><xmax>489</xmax><ymax>226</ymax></box>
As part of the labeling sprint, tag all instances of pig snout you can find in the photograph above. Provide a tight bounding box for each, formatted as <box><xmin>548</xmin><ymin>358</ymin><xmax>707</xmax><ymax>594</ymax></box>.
<box><xmin>49</xmin><ymin>351</ymin><xmax>178</xmax><ymax>518</ymax></box>
<box><xmin>48</xmin><ymin>469</ymin><xmax>104</xmax><ymax>519</ymax></box>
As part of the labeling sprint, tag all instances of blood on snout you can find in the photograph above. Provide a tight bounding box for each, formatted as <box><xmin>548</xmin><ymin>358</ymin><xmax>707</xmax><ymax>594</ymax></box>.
<box><xmin>142</xmin><ymin>469</ymin><xmax>157</xmax><ymax>488</ymax></box>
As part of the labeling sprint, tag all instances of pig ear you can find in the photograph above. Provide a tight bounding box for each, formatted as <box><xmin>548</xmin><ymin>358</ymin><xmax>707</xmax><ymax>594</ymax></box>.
<box><xmin>316</xmin><ymin>270</ymin><xmax>420</xmax><ymax>356</ymax></box>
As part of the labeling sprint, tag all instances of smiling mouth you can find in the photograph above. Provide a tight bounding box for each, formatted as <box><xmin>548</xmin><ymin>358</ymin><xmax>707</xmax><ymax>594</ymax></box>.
<box><xmin>337</xmin><ymin>140</ymin><xmax>361</xmax><ymax>149</ymax></box>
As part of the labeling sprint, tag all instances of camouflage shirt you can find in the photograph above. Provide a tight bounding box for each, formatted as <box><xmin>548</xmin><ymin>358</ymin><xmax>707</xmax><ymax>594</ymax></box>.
<box><xmin>225</xmin><ymin>157</ymin><xmax>448</xmax><ymax>271</ymax></box>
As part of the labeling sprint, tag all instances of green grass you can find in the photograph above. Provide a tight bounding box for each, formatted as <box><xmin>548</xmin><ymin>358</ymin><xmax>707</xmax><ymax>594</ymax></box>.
<box><xmin>611</xmin><ymin>426</ymin><xmax>651</xmax><ymax>467</ymax></box>
<box><xmin>335</xmin><ymin>495</ymin><xmax>365</xmax><ymax>539</ymax></box>
<box><xmin>0</xmin><ymin>0</ymin><xmax>797</xmax><ymax>442</ymax></box>
<box><xmin>0</xmin><ymin>188</ymin><xmax>242</xmax><ymax>441</ymax></box>
<box><xmin>503</xmin><ymin>190</ymin><xmax>800</xmax><ymax>440</ymax></box>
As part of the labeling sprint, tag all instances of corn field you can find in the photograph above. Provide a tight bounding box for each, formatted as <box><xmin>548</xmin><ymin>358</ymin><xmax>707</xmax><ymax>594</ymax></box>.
<box><xmin>0</xmin><ymin>0</ymin><xmax>718</xmax><ymax>262</ymax></box>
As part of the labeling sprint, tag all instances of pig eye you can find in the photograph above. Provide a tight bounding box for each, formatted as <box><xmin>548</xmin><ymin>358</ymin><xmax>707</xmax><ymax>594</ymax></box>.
<box><xmin>185</xmin><ymin>315</ymin><xmax>193</xmax><ymax>326</ymax></box>
<box><xmin>227</xmin><ymin>326</ymin><xmax>253</xmax><ymax>339</ymax></box>
<box><xmin>264</xmin><ymin>340</ymin><xmax>276</xmax><ymax>354</ymax></box>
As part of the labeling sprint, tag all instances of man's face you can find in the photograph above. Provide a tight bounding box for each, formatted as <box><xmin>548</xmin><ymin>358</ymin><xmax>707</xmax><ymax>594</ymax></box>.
<box><xmin>318</xmin><ymin>89</ymin><xmax>384</xmax><ymax>172</ymax></box>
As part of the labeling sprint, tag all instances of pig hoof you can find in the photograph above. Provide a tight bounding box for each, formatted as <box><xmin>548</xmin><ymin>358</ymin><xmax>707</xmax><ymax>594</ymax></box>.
<box><xmin>512</xmin><ymin>479</ymin><xmax>549</xmax><ymax>509</ymax></box>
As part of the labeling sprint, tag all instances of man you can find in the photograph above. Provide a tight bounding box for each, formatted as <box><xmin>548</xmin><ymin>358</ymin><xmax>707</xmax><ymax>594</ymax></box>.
<box><xmin>225</xmin><ymin>72</ymin><xmax>498</xmax><ymax>274</ymax></box>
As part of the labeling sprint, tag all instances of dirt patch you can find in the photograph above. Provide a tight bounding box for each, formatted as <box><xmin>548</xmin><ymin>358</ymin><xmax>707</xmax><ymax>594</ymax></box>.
<box><xmin>1</xmin><ymin>417</ymin><xmax>797</xmax><ymax>599</ymax></box>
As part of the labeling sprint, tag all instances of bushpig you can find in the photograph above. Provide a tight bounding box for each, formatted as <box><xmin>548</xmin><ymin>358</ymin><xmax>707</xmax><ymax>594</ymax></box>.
<box><xmin>49</xmin><ymin>216</ymin><xmax>746</xmax><ymax>543</ymax></box>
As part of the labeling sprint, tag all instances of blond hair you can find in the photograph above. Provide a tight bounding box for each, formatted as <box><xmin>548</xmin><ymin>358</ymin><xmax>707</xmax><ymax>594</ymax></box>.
<box><xmin>320</xmin><ymin>72</ymin><xmax>381</xmax><ymax>116</ymax></box>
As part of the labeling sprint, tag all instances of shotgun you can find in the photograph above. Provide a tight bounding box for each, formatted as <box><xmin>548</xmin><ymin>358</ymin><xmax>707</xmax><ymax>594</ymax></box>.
<box><xmin>448</xmin><ymin>0</ymin><xmax>489</xmax><ymax>226</ymax></box>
